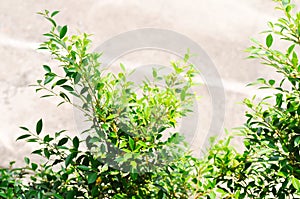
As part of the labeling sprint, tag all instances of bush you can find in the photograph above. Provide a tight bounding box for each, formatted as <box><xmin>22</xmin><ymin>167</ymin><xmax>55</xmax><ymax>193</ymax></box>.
<box><xmin>192</xmin><ymin>0</ymin><xmax>300</xmax><ymax>198</ymax></box>
<box><xmin>0</xmin><ymin>0</ymin><xmax>299</xmax><ymax>198</ymax></box>
<box><xmin>1</xmin><ymin>9</ymin><xmax>198</xmax><ymax>199</ymax></box>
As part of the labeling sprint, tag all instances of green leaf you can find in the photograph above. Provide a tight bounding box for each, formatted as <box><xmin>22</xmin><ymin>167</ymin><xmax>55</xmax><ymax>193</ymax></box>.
<box><xmin>43</xmin><ymin>65</ymin><xmax>51</xmax><ymax>73</ymax></box>
<box><xmin>44</xmin><ymin>75</ymin><xmax>55</xmax><ymax>85</ymax></box>
<box><xmin>59</xmin><ymin>92</ymin><xmax>71</xmax><ymax>102</ymax></box>
<box><xmin>294</xmin><ymin>136</ymin><xmax>300</xmax><ymax>147</ymax></box>
<box><xmin>51</xmin><ymin>10</ymin><xmax>60</xmax><ymax>17</ymax></box>
<box><xmin>43</xmin><ymin>134</ymin><xmax>53</xmax><ymax>142</ymax></box>
<box><xmin>57</xmin><ymin>138</ymin><xmax>68</xmax><ymax>146</ymax></box>
<box><xmin>61</xmin><ymin>85</ymin><xmax>74</xmax><ymax>91</ymax></box>
<box><xmin>31</xmin><ymin>163</ymin><xmax>38</xmax><ymax>171</ymax></box>
<box><xmin>158</xmin><ymin>190</ymin><xmax>164</xmax><ymax>199</ymax></box>
<box><xmin>56</xmin><ymin>79</ymin><xmax>68</xmax><ymax>85</ymax></box>
<box><xmin>73</xmin><ymin>136</ymin><xmax>79</xmax><ymax>149</ymax></box>
<box><xmin>88</xmin><ymin>173</ymin><xmax>98</xmax><ymax>184</ymax></box>
<box><xmin>16</xmin><ymin>134</ymin><xmax>31</xmax><ymax>141</ymax></box>
<box><xmin>292</xmin><ymin>177</ymin><xmax>300</xmax><ymax>191</ymax></box>
<box><xmin>45</xmin><ymin>17</ymin><xmax>57</xmax><ymax>27</ymax></box>
<box><xmin>266</xmin><ymin>34</ymin><xmax>273</xmax><ymax>48</ymax></box>
<box><xmin>130</xmin><ymin>168</ymin><xmax>138</xmax><ymax>180</ymax></box>
<box><xmin>287</xmin><ymin>44</ymin><xmax>295</xmax><ymax>55</ymax></box>
<box><xmin>24</xmin><ymin>157</ymin><xmax>30</xmax><ymax>164</ymax></box>
<box><xmin>44</xmin><ymin>148</ymin><xmax>51</xmax><ymax>159</ymax></box>
<box><xmin>36</xmin><ymin>119</ymin><xmax>43</xmax><ymax>135</ymax></box>
<box><xmin>129</xmin><ymin>137</ymin><xmax>135</xmax><ymax>151</ymax></box>
<box><xmin>120</xmin><ymin>63</ymin><xmax>126</xmax><ymax>71</ymax></box>
<box><xmin>31</xmin><ymin>149</ymin><xmax>42</xmax><ymax>155</ymax></box>
<box><xmin>66</xmin><ymin>191</ymin><xmax>75</xmax><ymax>199</ymax></box>
<box><xmin>65</xmin><ymin>153</ymin><xmax>73</xmax><ymax>167</ymax></box>
<box><xmin>269</xmin><ymin>79</ymin><xmax>275</xmax><ymax>86</ymax></box>
<box><xmin>27</xmin><ymin>138</ymin><xmax>38</xmax><ymax>142</ymax></box>
<box><xmin>77</xmin><ymin>165</ymin><xmax>90</xmax><ymax>171</ymax></box>
<box><xmin>152</xmin><ymin>68</ymin><xmax>157</xmax><ymax>78</ymax></box>
<box><xmin>80</xmin><ymin>87</ymin><xmax>89</xmax><ymax>94</ymax></box>
<box><xmin>60</xmin><ymin>25</ymin><xmax>68</xmax><ymax>39</ymax></box>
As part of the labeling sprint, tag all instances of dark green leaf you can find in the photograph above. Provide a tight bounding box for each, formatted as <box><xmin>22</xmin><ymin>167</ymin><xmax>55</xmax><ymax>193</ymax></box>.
<box><xmin>43</xmin><ymin>134</ymin><xmax>53</xmax><ymax>142</ymax></box>
<box><xmin>66</xmin><ymin>191</ymin><xmax>75</xmax><ymax>199</ymax></box>
<box><xmin>73</xmin><ymin>136</ymin><xmax>79</xmax><ymax>149</ymax></box>
<box><xmin>31</xmin><ymin>149</ymin><xmax>42</xmax><ymax>156</ymax></box>
<box><xmin>31</xmin><ymin>163</ymin><xmax>38</xmax><ymax>171</ymax></box>
<box><xmin>45</xmin><ymin>17</ymin><xmax>57</xmax><ymax>27</ymax></box>
<box><xmin>43</xmin><ymin>65</ymin><xmax>51</xmax><ymax>73</ymax></box>
<box><xmin>16</xmin><ymin>134</ymin><xmax>31</xmax><ymax>141</ymax></box>
<box><xmin>44</xmin><ymin>148</ymin><xmax>51</xmax><ymax>159</ymax></box>
<box><xmin>36</xmin><ymin>119</ymin><xmax>43</xmax><ymax>135</ymax></box>
<box><xmin>61</xmin><ymin>85</ymin><xmax>74</xmax><ymax>91</ymax></box>
<box><xmin>65</xmin><ymin>153</ymin><xmax>73</xmax><ymax>167</ymax></box>
<box><xmin>158</xmin><ymin>190</ymin><xmax>164</xmax><ymax>199</ymax></box>
<box><xmin>56</xmin><ymin>79</ymin><xmax>68</xmax><ymax>85</ymax></box>
<box><xmin>57</xmin><ymin>138</ymin><xmax>68</xmax><ymax>146</ymax></box>
<box><xmin>59</xmin><ymin>92</ymin><xmax>71</xmax><ymax>102</ymax></box>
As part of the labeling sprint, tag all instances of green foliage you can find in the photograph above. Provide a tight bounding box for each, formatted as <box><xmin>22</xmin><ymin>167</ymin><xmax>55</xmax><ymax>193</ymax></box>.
<box><xmin>240</xmin><ymin>0</ymin><xmax>300</xmax><ymax>197</ymax></box>
<box><xmin>1</xmin><ymin>9</ymin><xmax>198</xmax><ymax>199</ymax></box>
<box><xmin>191</xmin><ymin>0</ymin><xmax>300</xmax><ymax>198</ymax></box>
<box><xmin>1</xmin><ymin>0</ymin><xmax>299</xmax><ymax>198</ymax></box>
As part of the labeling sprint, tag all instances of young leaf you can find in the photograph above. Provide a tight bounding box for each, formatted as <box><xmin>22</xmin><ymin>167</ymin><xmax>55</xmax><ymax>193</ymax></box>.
<box><xmin>292</xmin><ymin>177</ymin><xmax>300</xmax><ymax>191</ymax></box>
<box><xmin>266</xmin><ymin>34</ymin><xmax>273</xmax><ymax>48</ymax></box>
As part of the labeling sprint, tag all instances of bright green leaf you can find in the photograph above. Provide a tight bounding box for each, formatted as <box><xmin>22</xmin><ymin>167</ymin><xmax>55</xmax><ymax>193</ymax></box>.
<box><xmin>266</xmin><ymin>34</ymin><xmax>273</xmax><ymax>48</ymax></box>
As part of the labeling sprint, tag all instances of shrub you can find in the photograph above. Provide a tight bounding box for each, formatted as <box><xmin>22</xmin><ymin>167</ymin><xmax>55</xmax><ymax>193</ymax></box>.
<box><xmin>1</xmin><ymin>9</ymin><xmax>198</xmax><ymax>199</ymax></box>
<box><xmin>0</xmin><ymin>0</ymin><xmax>299</xmax><ymax>198</ymax></box>
<box><xmin>192</xmin><ymin>0</ymin><xmax>300</xmax><ymax>198</ymax></box>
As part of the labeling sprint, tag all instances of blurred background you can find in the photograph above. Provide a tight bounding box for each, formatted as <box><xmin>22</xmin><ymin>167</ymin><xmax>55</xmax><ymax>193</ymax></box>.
<box><xmin>1</xmin><ymin>0</ymin><xmax>299</xmax><ymax>167</ymax></box>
